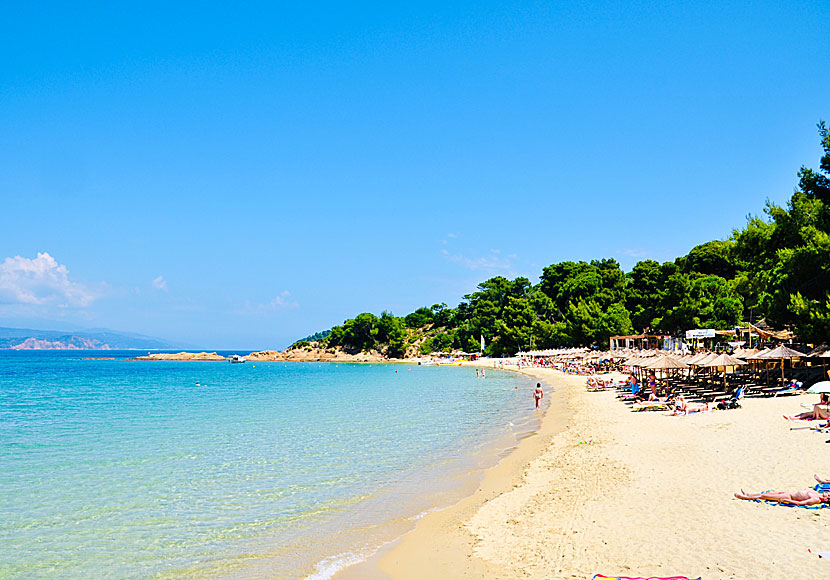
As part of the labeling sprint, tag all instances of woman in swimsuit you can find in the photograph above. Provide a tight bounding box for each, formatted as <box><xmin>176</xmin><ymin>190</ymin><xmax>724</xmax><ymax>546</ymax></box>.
<box><xmin>533</xmin><ymin>383</ymin><xmax>543</xmax><ymax>409</ymax></box>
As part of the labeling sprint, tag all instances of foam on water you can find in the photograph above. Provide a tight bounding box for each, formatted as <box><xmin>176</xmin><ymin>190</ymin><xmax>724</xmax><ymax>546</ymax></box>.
<box><xmin>0</xmin><ymin>351</ymin><xmax>538</xmax><ymax>579</ymax></box>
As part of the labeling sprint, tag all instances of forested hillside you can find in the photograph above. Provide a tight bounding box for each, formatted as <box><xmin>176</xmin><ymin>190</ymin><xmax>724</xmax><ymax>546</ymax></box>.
<box><xmin>320</xmin><ymin>123</ymin><xmax>830</xmax><ymax>358</ymax></box>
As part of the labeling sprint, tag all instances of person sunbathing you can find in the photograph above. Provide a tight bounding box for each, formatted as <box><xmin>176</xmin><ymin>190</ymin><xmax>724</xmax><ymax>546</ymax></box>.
<box><xmin>784</xmin><ymin>394</ymin><xmax>830</xmax><ymax>421</ymax></box>
<box><xmin>734</xmin><ymin>488</ymin><xmax>830</xmax><ymax>506</ymax></box>
<box><xmin>666</xmin><ymin>395</ymin><xmax>708</xmax><ymax>415</ymax></box>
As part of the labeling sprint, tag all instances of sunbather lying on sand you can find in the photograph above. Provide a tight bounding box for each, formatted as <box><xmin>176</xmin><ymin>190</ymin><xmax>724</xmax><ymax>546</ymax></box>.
<box><xmin>784</xmin><ymin>395</ymin><xmax>830</xmax><ymax>421</ymax></box>
<box><xmin>734</xmin><ymin>488</ymin><xmax>830</xmax><ymax>506</ymax></box>
<box><xmin>665</xmin><ymin>395</ymin><xmax>708</xmax><ymax>415</ymax></box>
<box><xmin>784</xmin><ymin>406</ymin><xmax>830</xmax><ymax>421</ymax></box>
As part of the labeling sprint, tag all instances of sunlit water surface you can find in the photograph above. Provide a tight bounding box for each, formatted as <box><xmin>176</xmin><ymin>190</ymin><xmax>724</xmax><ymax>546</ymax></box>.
<box><xmin>0</xmin><ymin>352</ymin><xmax>538</xmax><ymax>579</ymax></box>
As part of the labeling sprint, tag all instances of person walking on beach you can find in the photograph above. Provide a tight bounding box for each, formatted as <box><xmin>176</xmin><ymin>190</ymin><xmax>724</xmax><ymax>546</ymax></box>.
<box><xmin>534</xmin><ymin>383</ymin><xmax>543</xmax><ymax>409</ymax></box>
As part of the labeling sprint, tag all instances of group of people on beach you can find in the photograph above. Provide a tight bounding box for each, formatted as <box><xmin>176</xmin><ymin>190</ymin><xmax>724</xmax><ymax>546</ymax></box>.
<box><xmin>533</xmin><ymin>361</ymin><xmax>830</xmax><ymax>506</ymax></box>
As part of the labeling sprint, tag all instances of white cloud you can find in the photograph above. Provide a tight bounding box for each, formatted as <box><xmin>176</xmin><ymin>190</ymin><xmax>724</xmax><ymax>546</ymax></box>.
<box><xmin>268</xmin><ymin>291</ymin><xmax>297</xmax><ymax>308</ymax></box>
<box><xmin>615</xmin><ymin>248</ymin><xmax>649</xmax><ymax>258</ymax></box>
<box><xmin>235</xmin><ymin>291</ymin><xmax>299</xmax><ymax>315</ymax></box>
<box><xmin>152</xmin><ymin>275</ymin><xmax>168</xmax><ymax>291</ymax></box>
<box><xmin>0</xmin><ymin>252</ymin><xmax>98</xmax><ymax>307</ymax></box>
<box><xmin>441</xmin><ymin>249</ymin><xmax>513</xmax><ymax>272</ymax></box>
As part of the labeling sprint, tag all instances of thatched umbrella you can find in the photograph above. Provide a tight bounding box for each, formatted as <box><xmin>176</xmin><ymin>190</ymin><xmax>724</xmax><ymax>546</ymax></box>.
<box><xmin>737</xmin><ymin>347</ymin><xmax>760</xmax><ymax>359</ymax></box>
<box><xmin>744</xmin><ymin>348</ymin><xmax>772</xmax><ymax>385</ymax></box>
<box><xmin>821</xmin><ymin>349</ymin><xmax>830</xmax><ymax>378</ymax></box>
<box><xmin>645</xmin><ymin>354</ymin><xmax>689</xmax><ymax>394</ymax></box>
<box><xmin>699</xmin><ymin>353</ymin><xmax>747</xmax><ymax>390</ymax></box>
<box><xmin>806</xmin><ymin>345</ymin><xmax>830</xmax><ymax>377</ymax></box>
<box><xmin>757</xmin><ymin>345</ymin><xmax>805</xmax><ymax>387</ymax></box>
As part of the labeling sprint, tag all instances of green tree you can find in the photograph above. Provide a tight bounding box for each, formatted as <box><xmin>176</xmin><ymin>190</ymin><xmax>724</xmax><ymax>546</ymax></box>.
<box><xmin>404</xmin><ymin>307</ymin><xmax>434</xmax><ymax>328</ymax></box>
<box><xmin>626</xmin><ymin>260</ymin><xmax>666</xmax><ymax>332</ymax></box>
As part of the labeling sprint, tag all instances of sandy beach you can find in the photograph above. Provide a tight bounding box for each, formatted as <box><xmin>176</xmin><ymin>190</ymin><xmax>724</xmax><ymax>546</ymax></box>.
<box><xmin>339</xmin><ymin>364</ymin><xmax>830</xmax><ymax>580</ymax></box>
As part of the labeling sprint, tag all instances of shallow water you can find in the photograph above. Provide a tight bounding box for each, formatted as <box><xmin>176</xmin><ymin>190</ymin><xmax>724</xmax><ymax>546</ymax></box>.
<box><xmin>0</xmin><ymin>352</ymin><xmax>537</xmax><ymax>579</ymax></box>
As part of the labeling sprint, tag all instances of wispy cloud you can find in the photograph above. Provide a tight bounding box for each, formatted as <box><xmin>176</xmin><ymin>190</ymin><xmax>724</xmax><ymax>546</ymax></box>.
<box><xmin>152</xmin><ymin>275</ymin><xmax>168</xmax><ymax>291</ymax></box>
<box><xmin>441</xmin><ymin>248</ymin><xmax>514</xmax><ymax>272</ymax></box>
<box><xmin>234</xmin><ymin>291</ymin><xmax>299</xmax><ymax>315</ymax></box>
<box><xmin>0</xmin><ymin>252</ymin><xmax>99</xmax><ymax>307</ymax></box>
<box><xmin>615</xmin><ymin>248</ymin><xmax>649</xmax><ymax>259</ymax></box>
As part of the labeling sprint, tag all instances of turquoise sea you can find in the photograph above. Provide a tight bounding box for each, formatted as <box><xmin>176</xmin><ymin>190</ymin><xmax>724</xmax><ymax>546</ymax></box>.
<box><xmin>0</xmin><ymin>351</ymin><xmax>539</xmax><ymax>579</ymax></box>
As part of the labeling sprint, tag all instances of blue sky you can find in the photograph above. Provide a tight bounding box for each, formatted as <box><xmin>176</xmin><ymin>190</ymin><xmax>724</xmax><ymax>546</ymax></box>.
<box><xmin>1</xmin><ymin>1</ymin><xmax>828</xmax><ymax>348</ymax></box>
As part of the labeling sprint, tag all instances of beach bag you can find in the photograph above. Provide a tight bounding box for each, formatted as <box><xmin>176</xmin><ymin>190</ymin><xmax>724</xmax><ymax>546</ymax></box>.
<box><xmin>717</xmin><ymin>398</ymin><xmax>741</xmax><ymax>410</ymax></box>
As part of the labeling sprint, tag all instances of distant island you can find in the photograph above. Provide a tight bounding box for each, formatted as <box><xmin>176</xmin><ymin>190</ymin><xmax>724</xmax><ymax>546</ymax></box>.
<box><xmin>0</xmin><ymin>327</ymin><xmax>178</xmax><ymax>350</ymax></box>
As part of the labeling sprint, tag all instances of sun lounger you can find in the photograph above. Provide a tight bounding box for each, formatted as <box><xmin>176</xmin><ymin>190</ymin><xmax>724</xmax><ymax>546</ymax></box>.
<box><xmin>632</xmin><ymin>400</ymin><xmax>672</xmax><ymax>412</ymax></box>
<box><xmin>747</xmin><ymin>498</ymin><xmax>830</xmax><ymax>509</ymax></box>
<box><xmin>757</xmin><ymin>384</ymin><xmax>804</xmax><ymax>397</ymax></box>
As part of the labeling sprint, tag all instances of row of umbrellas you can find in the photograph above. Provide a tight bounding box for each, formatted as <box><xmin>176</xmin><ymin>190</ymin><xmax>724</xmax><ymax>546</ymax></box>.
<box><xmin>621</xmin><ymin>344</ymin><xmax>817</xmax><ymax>391</ymax></box>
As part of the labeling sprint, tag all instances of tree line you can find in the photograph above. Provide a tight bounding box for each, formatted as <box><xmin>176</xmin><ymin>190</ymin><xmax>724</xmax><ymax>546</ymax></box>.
<box><xmin>321</xmin><ymin>123</ymin><xmax>830</xmax><ymax>358</ymax></box>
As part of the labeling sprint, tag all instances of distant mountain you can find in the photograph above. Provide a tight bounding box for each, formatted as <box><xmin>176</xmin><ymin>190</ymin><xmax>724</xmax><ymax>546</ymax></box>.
<box><xmin>0</xmin><ymin>327</ymin><xmax>178</xmax><ymax>350</ymax></box>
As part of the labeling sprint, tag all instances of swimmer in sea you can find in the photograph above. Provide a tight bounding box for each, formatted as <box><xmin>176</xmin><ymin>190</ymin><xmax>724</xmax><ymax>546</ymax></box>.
<box><xmin>534</xmin><ymin>383</ymin><xmax>543</xmax><ymax>409</ymax></box>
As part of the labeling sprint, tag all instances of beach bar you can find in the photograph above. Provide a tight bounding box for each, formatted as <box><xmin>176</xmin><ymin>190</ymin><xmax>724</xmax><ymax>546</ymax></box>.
<box><xmin>609</xmin><ymin>333</ymin><xmax>671</xmax><ymax>351</ymax></box>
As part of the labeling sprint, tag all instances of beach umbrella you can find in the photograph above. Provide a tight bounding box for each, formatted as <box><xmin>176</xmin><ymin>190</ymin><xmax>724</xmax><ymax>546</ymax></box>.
<box><xmin>757</xmin><ymin>345</ymin><xmax>806</xmax><ymax>359</ymax></box>
<box><xmin>757</xmin><ymin>345</ymin><xmax>805</xmax><ymax>387</ymax></box>
<box><xmin>700</xmin><ymin>353</ymin><xmax>747</xmax><ymax>367</ymax></box>
<box><xmin>645</xmin><ymin>354</ymin><xmax>688</xmax><ymax>393</ymax></box>
<box><xmin>695</xmin><ymin>352</ymin><xmax>718</xmax><ymax>366</ymax></box>
<box><xmin>699</xmin><ymin>353</ymin><xmax>747</xmax><ymax>389</ymax></box>
<box><xmin>645</xmin><ymin>355</ymin><xmax>689</xmax><ymax>370</ymax></box>
<box><xmin>806</xmin><ymin>381</ymin><xmax>830</xmax><ymax>394</ymax></box>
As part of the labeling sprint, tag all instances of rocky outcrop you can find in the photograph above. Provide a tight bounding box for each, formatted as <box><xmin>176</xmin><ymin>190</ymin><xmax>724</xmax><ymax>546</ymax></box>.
<box><xmin>244</xmin><ymin>350</ymin><xmax>282</xmax><ymax>361</ymax></box>
<box><xmin>127</xmin><ymin>352</ymin><xmax>227</xmax><ymax>361</ymax></box>
<box><xmin>243</xmin><ymin>346</ymin><xmax>388</xmax><ymax>362</ymax></box>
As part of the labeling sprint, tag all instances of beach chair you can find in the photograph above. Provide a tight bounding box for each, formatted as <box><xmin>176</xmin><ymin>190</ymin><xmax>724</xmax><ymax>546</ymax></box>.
<box><xmin>632</xmin><ymin>399</ymin><xmax>673</xmax><ymax>412</ymax></box>
<box><xmin>772</xmin><ymin>381</ymin><xmax>804</xmax><ymax>397</ymax></box>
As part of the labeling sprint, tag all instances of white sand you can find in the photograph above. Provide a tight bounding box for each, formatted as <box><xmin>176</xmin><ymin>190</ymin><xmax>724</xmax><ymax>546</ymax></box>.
<box><xmin>366</xmin><ymin>366</ymin><xmax>830</xmax><ymax>580</ymax></box>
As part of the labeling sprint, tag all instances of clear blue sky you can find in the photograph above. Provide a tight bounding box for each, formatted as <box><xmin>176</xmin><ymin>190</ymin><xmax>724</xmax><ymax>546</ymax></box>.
<box><xmin>1</xmin><ymin>1</ymin><xmax>828</xmax><ymax>348</ymax></box>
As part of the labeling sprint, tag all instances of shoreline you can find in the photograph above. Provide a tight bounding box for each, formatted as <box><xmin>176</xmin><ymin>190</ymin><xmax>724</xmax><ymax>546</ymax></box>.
<box><xmin>334</xmin><ymin>363</ymin><xmax>570</xmax><ymax>580</ymax></box>
<box><xmin>338</xmin><ymin>364</ymin><xmax>830</xmax><ymax>580</ymax></box>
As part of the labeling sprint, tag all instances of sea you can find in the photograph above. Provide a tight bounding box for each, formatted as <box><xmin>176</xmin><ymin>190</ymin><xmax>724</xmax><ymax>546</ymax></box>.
<box><xmin>0</xmin><ymin>351</ymin><xmax>540</xmax><ymax>579</ymax></box>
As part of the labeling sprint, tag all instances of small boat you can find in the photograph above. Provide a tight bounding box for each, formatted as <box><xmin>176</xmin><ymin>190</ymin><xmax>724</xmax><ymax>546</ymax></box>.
<box><xmin>229</xmin><ymin>355</ymin><xmax>247</xmax><ymax>364</ymax></box>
